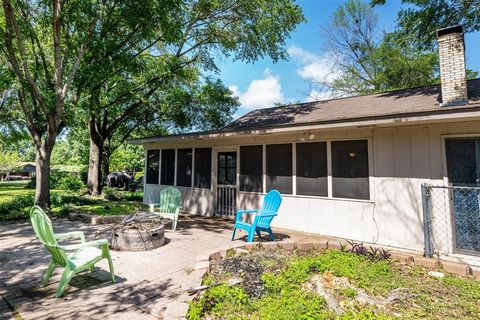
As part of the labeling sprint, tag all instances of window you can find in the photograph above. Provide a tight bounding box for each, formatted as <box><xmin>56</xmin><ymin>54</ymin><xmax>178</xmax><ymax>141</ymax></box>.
<box><xmin>218</xmin><ymin>152</ymin><xmax>237</xmax><ymax>185</ymax></box>
<box><xmin>240</xmin><ymin>145</ymin><xmax>263</xmax><ymax>192</ymax></box>
<box><xmin>331</xmin><ymin>140</ymin><xmax>369</xmax><ymax>200</ymax></box>
<box><xmin>161</xmin><ymin>149</ymin><xmax>175</xmax><ymax>185</ymax></box>
<box><xmin>296</xmin><ymin>142</ymin><xmax>328</xmax><ymax>196</ymax></box>
<box><xmin>266</xmin><ymin>144</ymin><xmax>292</xmax><ymax>194</ymax></box>
<box><xmin>176</xmin><ymin>148</ymin><xmax>192</xmax><ymax>187</ymax></box>
<box><xmin>194</xmin><ymin>148</ymin><xmax>212</xmax><ymax>188</ymax></box>
<box><xmin>446</xmin><ymin>138</ymin><xmax>480</xmax><ymax>186</ymax></box>
<box><xmin>146</xmin><ymin>150</ymin><xmax>159</xmax><ymax>184</ymax></box>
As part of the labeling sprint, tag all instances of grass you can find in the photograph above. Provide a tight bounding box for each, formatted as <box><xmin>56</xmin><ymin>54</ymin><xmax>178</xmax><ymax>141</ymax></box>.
<box><xmin>0</xmin><ymin>181</ymin><xmax>146</xmax><ymax>221</ymax></box>
<box><xmin>0</xmin><ymin>181</ymin><xmax>31</xmax><ymax>203</ymax></box>
<box><xmin>188</xmin><ymin>249</ymin><xmax>480</xmax><ymax>320</ymax></box>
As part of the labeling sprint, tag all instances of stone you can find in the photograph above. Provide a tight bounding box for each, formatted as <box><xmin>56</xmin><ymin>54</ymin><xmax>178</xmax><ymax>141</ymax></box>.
<box><xmin>261</xmin><ymin>242</ymin><xmax>278</xmax><ymax>251</ymax></box>
<box><xmin>428</xmin><ymin>271</ymin><xmax>445</xmax><ymax>279</ymax></box>
<box><xmin>414</xmin><ymin>257</ymin><xmax>441</xmax><ymax>269</ymax></box>
<box><xmin>278</xmin><ymin>241</ymin><xmax>296</xmax><ymax>250</ymax></box>
<box><xmin>194</xmin><ymin>261</ymin><xmax>210</xmax><ymax>271</ymax></box>
<box><xmin>296</xmin><ymin>242</ymin><xmax>314</xmax><ymax>251</ymax></box>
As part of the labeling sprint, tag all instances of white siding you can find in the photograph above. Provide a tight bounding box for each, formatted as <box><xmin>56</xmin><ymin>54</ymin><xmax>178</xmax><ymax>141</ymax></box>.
<box><xmin>143</xmin><ymin>120</ymin><xmax>480</xmax><ymax>251</ymax></box>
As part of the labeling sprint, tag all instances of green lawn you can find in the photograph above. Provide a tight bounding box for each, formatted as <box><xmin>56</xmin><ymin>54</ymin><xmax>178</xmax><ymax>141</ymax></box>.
<box><xmin>0</xmin><ymin>181</ymin><xmax>31</xmax><ymax>203</ymax></box>
<box><xmin>0</xmin><ymin>181</ymin><xmax>146</xmax><ymax>220</ymax></box>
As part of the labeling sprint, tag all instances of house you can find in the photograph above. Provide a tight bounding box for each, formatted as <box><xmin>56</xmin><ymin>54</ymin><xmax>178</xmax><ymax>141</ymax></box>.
<box><xmin>128</xmin><ymin>25</ymin><xmax>480</xmax><ymax>254</ymax></box>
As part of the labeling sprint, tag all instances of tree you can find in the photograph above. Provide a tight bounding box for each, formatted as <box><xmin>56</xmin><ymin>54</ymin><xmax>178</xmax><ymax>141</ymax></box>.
<box><xmin>0</xmin><ymin>0</ymin><xmax>104</xmax><ymax>207</ymax></box>
<box><xmin>73</xmin><ymin>0</ymin><xmax>305</xmax><ymax>195</ymax></box>
<box><xmin>319</xmin><ymin>0</ymin><xmax>439</xmax><ymax>96</ymax></box>
<box><xmin>372</xmin><ymin>0</ymin><xmax>480</xmax><ymax>49</ymax></box>
<box><xmin>0</xmin><ymin>150</ymin><xmax>21</xmax><ymax>181</ymax></box>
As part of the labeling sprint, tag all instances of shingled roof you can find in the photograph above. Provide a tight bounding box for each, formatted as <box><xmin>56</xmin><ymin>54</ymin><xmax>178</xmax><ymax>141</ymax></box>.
<box><xmin>128</xmin><ymin>79</ymin><xmax>480</xmax><ymax>144</ymax></box>
<box><xmin>224</xmin><ymin>78</ymin><xmax>480</xmax><ymax>131</ymax></box>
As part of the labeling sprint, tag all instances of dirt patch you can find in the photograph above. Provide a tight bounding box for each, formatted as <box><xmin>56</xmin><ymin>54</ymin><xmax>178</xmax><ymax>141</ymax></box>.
<box><xmin>209</xmin><ymin>250</ymin><xmax>286</xmax><ymax>298</ymax></box>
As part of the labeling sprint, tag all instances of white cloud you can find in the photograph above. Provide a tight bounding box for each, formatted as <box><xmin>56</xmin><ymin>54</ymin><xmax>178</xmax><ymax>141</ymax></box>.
<box><xmin>229</xmin><ymin>69</ymin><xmax>284</xmax><ymax>110</ymax></box>
<box><xmin>305</xmin><ymin>88</ymin><xmax>334</xmax><ymax>102</ymax></box>
<box><xmin>288</xmin><ymin>45</ymin><xmax>340</xmax><ymax>84</ymax></box>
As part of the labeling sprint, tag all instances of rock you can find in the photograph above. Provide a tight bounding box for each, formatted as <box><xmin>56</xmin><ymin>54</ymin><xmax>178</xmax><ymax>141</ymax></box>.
<box><xmin>302</xmin><ymin>274</ymin><xmax>343</xmax><ymax>315</ymax></box>
<box><xmin>428</xmin><ymin>271</ymin><xmax>445</xmax><ymax>279</ymax></box>
<box><xmin>386</xmin><ymin>288</ymin><xmax>414</xmax><ymax>303</ymax></box>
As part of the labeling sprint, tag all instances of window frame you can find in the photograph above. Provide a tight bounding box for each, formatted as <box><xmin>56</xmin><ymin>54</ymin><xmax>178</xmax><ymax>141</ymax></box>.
<box><xmin>266</xmin><ymin>143</ymin><xmax>293</xmax><ymax>195</ymax></box>
<box><xmin>441</xmin><ymin>134</ymin><xmax>480</xmax><ymax>187</ymax></box>
<box><xmin>295</xmin><ymin>141</ymin><xmax>328</xmax><ymax>197</ymax></box>
<box><xmin>330</xmin><ymin>139</ymin><xmax>371</xmax><ymax>200</ymax></box>
<box><xmin>194</xmin><ymin>148</ymin><xmax>212</xmax><ymax>189</ymax></box>
<box><xmin>239</xmin><ymin>145</ymin><xmax>264</xmax><ymax>193</ymax></box>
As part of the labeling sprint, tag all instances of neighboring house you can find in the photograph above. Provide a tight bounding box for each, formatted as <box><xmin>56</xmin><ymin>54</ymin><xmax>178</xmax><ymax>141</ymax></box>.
<box><xmin>128</xmin><ymin>26</ymin><xmax>480</xmax><ymax>255</ymax></box>
<box><xmin>0</xmin><ymin>162</ymin><xmax>36</xmax><ymax>180</ymax></box>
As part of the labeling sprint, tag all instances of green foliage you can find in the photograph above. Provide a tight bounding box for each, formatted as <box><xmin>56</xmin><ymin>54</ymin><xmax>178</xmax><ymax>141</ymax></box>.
<box><xmin>372</xmin><ymin>0</ymin><xmax>480</xmax><ymax>50</ymax></box>
<box><xmin>323</xmin><ymin>0</ymin><xmax>439</xmax><ymax>96</ymax></box>
<box><xmin>25</xmin><ymin>171</ymin><xmax>84</xmax><ymax>191</ymax></box>
<box><xmin>0</xmin><ymin>150</ymin><xmax>22</xmax><ymax>176</ymax></box>
<box><xmin>109</xmin><ymin>145</ymin><xmax>143</xmax><ymax>173</ymax></box>
<box><xmin>103</xmin><ymin>187</ymin><xmax>143</xmax><ymax>202</ymax></box>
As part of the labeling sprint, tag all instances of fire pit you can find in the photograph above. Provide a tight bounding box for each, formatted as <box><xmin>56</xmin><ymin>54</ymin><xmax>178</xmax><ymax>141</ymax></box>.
<box><xmin>111</xmin><ymin>212</ymin><xmax>166</xmax><ymax>251</ymax></box>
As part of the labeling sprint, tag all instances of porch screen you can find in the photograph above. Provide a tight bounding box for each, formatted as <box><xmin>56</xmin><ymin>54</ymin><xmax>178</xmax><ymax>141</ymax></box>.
<box><xmin>266</xmin><ymin>144</ymin><xmax>292</xmax><ymax>194</ymax></box>
<box><xmin>176</xmin><ymin>148</ymin><xmax>192</xmax><ymax>187</ymax></box>
<box><xmin>194</xmin><ymin>148</ymin><xmax>212</xmax><ymax>188</ymax></box>
<box><xmin>146</xmin><ymin>150</ymin><xmax>159</xmax><ymax>184</ymax></box>
<box><xmin>240</xmin><ymin>145</ymin><xmax>263</xmax><ymax>192</ymax></box>
<box><xmin>331</xmin><ymin>140</ymin><xmax>369</xmax><ymax>200</ymax></box>
<box><xmin>296</xmin><ymin>142</ymin><xmax>327</xmax><ymax>196</ymax></box>
<box><xmin>161</xmin><ymin>149</ymin><xmax>175</xmax><ymax>185</ymax></box>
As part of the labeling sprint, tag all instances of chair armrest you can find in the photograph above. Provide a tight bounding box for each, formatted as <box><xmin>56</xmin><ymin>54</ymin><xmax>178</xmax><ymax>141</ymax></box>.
<box><xmin>235</xmin><ymin>209</ymin><xmax>260</xmax><ymax>221</ymax></box>
<box><xmin>54</xmin><ymin>231</ymin><xmax>86</xmax><ymax>243</ymax></box>
<box><xmin>61</xmin><ymin>239</ymin><xmax>108</xmax><ymax>251</ymax></box>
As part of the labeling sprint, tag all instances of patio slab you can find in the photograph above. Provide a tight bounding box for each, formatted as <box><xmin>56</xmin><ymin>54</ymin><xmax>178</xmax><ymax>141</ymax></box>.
<box><xmin>0</xmin><ymin>214</ymin><xmax>322</xmax><ymax>319</ymax></box>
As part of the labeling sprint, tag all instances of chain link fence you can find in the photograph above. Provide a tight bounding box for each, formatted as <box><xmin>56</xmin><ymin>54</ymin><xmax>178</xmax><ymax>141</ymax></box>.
<box><xmin>422</xmin><ymin>184</ymin><xmax>480</xmax><ymax>266</ymax></box>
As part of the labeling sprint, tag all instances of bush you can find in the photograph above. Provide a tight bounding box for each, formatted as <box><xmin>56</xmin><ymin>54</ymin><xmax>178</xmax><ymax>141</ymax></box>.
<box><xmin>103</xmin><ymin>187</ymin><xmax>143</xmax><ymax>202</ymax></box>
<box><xmin>0</xmin><ymin>193</ymin><xmax>35</xmax><ymax>216</ymax></box>
<box><xmin>25</xmin><ymin>171</ymin><xmax>84</xmax><ymax>190</ymax></box>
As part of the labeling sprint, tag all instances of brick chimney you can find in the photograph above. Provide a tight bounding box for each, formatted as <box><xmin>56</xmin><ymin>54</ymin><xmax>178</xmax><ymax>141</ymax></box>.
<box><xmin>437</xmin><ymin>25</ymin><xmax>468</xmax><ymax>106</ymax></box>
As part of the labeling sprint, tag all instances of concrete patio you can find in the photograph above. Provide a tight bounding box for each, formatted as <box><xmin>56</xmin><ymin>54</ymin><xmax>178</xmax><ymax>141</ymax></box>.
<box><xmin>0</xmin><ymin>215</ymin><xmax>325</xmax><ymax>319</ymax></box>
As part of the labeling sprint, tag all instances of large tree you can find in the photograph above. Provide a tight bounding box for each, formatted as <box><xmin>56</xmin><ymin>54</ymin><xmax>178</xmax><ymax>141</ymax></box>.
<box><xmin>73</xmin><ymin>0</ymin><xmax>305</xmax><ymax>195</ymax></box>
<box><xmin>319</xmin><ymin>0</ymin><xmax>438</xmax><ymax>96</ymax></box>
<box><xmin>372</xmin><ymin>0</ymin><xmax>480</xmax><ymax>49</ymax></box>
<box><xmin>0</xmin><ymin>0</ymin><xmax>305</xmax><ymax>204</ymax></box>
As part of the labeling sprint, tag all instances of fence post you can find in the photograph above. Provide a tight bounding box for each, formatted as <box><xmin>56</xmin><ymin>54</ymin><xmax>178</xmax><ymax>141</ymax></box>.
<box><xmin>421</xmin><ymin>183</ymin><xmax>433</xmax><ymax>258</ymax></box>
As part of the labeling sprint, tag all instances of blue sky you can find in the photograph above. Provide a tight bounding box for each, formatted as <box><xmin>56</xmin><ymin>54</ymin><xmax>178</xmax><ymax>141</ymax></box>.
<box><xmin>217</xmin><ymin>0</ymin><xmax>480</xmax><ymax>118</ymax></box>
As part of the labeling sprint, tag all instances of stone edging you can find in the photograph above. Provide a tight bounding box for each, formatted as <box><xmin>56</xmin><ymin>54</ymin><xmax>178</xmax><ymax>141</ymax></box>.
<box><xmin>175</xmin><ymin>239</ymin><xmax>480</xmax><ymax>318</ymax></box>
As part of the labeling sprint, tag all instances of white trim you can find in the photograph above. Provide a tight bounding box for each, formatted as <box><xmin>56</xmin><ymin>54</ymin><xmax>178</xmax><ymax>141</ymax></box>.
<box><xmin>292</xmin><ymin>142</ymin><xmax>297</xmax><ymax>196</ymax></box>
<box><xmin>158</xmin><ymin>149</ymin><xmax>162</xmax><ymax>185</ymax></box>
<box><xmin>191</xmin><ymin>148</ymin><xmax>195</xmax><ymax>188</ymax></box>
<box><xmin>262</xmin><ymin>144</ymin><xmax>266</xmax><ymax>193</ymax></box>
<box><xmin>327</xmin><ymin>141</ymin><xmax>333</xmax><ymax>198</ymax></box>
<box><xmin>173</xmin><ymin>148</ymin><xmax>177</xmax><ymax>187</ymax></box>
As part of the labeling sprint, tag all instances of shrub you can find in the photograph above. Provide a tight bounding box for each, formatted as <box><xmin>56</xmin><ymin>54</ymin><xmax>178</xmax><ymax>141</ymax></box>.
<box><xmin>103</xmin><ymin>187</ymin><xmax>143</xmax><ymax>202</ymax></box>
<box><xmin>25</xmin><ymin>171</ymin><xmax>84</xmax><ymax>190</ymax></box>
<box><xmin>0</xmin><ymin>193</ymin><xmax>35</xmax><ymax>216</ymax></box>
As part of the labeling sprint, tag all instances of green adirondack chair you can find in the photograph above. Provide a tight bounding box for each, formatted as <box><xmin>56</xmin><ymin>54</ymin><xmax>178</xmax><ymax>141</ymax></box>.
<box><xmin>149</xmin><ymin>186</ymin><xmax>182</xmax><ymax>231</ymax></box>
<box><xmin>29</xmin><ymin>206</ymin><xmax>115</xmax><ymax>297</ymax></box>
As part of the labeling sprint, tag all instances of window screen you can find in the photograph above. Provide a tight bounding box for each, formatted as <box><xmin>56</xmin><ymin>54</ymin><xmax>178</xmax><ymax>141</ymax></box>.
<box><xmin>296</xmin><ymin>142</ymin><xmax>327</xmax><ymax>196</ymax></box>
<box><xmin>146</xmin><ymin>150</ymin><xmax>159</xmax><ymax>184</ymax></box>
<box><xmin>331</xmin><ymin>140</ymin><xmax>369</xmax><ymax>200</ymax></box>
<box><xmin>161</xmin><ymin>149</ymin><xmax>175</xmax><ymax>185</ymax></box>
<box><xmin>240</xmin><ymin>145</ymin><xmax>263</xmax><ymax>192</ymax></box>
<box><xmin>266</xmin><ymin>144</ymin><xmax>292</xmax><ymax>194</ymax></box>
<box><xmin>176</xmin><ymin>148</ymin><xmax>192</xmax><ymax>187</ymax></box>
<box><xmin>446</xmin><ymin>139</ymin><xmax>480</xmax><ymax>186</ymax></box>
<box><xmin>194</xmin><ymin>148</ymin><xmax>212</xmax><ymax>188</ymax></box>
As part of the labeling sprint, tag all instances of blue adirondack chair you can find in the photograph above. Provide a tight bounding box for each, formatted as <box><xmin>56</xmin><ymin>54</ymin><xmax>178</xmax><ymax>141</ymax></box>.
<box><xmin>231</xmin><ymin>190</ymin><xmax>282</xmax><ymax>242</ymax></box>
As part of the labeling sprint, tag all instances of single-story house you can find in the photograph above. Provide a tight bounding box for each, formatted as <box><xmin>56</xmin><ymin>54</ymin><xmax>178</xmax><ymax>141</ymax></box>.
<box><xmin>128</xmin><ymin>25</ymin><xmax>480</xmax><ymax>254</ymax></box>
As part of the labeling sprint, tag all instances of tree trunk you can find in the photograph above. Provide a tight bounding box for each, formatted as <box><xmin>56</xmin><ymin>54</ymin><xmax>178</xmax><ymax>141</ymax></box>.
<box><xmin>87</xmin><ymin>119</ymin><xmax>104</xmax><ymax>196</ymax></box>
<box><xmin>102</xmin><ymin>144</ymin><xmax>111</xmax><ymax>185</ymax></box>
<box><xmin>34</xmin><ymin>142</ymin><xmax>53</xmax><ymax>208</ymax></box>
